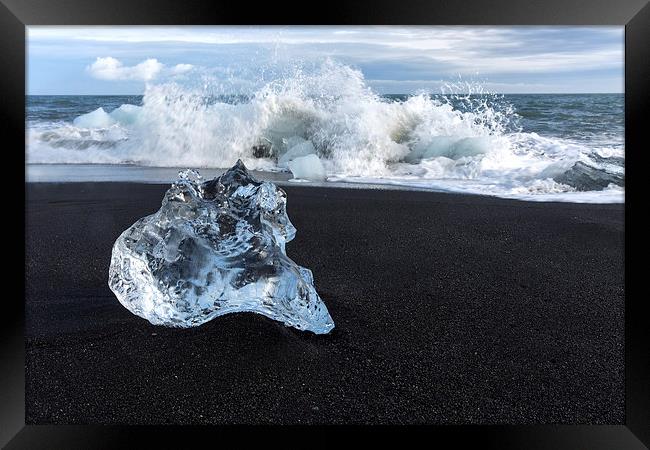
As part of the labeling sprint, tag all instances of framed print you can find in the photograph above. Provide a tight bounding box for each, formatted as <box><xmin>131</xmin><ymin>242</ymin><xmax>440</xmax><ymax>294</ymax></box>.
<box><xmin>3</xmin><ymin>0</ymin><xmax>649</xmax><ymax>447</ymax></box>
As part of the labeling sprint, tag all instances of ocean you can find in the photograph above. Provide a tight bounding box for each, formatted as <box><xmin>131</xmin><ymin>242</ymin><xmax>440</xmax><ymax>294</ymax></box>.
<box><xmin>26</xmin><ymin>78</ymin><xmax>624</xmax><ymax>203</ymax></box>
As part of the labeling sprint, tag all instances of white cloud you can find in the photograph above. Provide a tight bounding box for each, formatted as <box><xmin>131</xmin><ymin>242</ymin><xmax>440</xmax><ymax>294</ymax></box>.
<box><xmin>86</xmin><ymin>57</ymin><xmax>194</xmax><ymax>81</ymax></box>
<box><xmin>170</xmin><ymin>63</ymin><xmax>194</xmax><ymax>75</ymax></box>
<box><xmin>29</xmin><ymin>26</ymin><xmax>623</xmax><ymax>93</ymax></box>
<box><xmin>62</xmin><ymin>26</ymin><xmax>621</xmax><ymax>77</ymax></box>
<box><xmin>86</xmin><ymin>56</ymin><xmax>164</xmax><ymax>81</ymax></box>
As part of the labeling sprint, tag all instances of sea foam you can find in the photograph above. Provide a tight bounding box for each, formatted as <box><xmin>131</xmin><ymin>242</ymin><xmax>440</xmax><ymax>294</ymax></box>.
<box><xmin>26</xmin><ymin>60</ymin><xmax>624</xmax><ymax>203</ymax></box>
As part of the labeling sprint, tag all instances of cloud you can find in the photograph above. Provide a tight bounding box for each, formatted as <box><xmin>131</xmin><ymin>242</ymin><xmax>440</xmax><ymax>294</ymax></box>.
<box><xmin>51</xmin><ymin>28</ymin><xmax>624</xmax><ymax>78</ymax></box>
<box><xmin>29</xmin><ymin>27</ymin><xmax>623</xmax><ymax>93</ymax></box>
<box><xmin>170</xmin><ymin>63</ymin><xmax>194</xmax><ymax>75</ymax></box>
<box><xmin>86</xmin><ymin>57</ymin><xmax>164</xmax><ymax>81</ymax></box>
<box><xmin>86</xmin><ymin>57</ymin><xmax>194</xmax><ymax>81</ymax></box>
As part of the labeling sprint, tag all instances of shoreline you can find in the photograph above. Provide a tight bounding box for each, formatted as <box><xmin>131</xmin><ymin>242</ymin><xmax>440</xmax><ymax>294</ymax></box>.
<box><xmin>25</xmin><ymin>163</ymin><xmax>625</xmax><ymax>204</ymax></box>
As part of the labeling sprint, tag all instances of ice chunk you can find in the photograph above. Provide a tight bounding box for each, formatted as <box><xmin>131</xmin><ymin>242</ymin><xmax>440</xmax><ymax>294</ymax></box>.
<box><xmin>405</xmin><ymin>136</ymin><xmax>491</xmax><ymax>162</ymax></box>
<box><xmin>73</xmin><ymin>107</ymin><xmax>117</xmax><ymax>128</ymax></box>
<box><xmin>109</xmin><ymin>104</ymin><xmax>142</xmax><ymax>125</ymax></box>
<box><xmin>553</xmin><ymin>161</ymin><xmax>625</xmax><ymax>191</ymax></box>
<box><xmin>278</xmin><ymin>140</ymin><xmax>317</xmax><ymax>168</ymax></box>
<box><xmin>108</xmin><ymin>160</ymin><xmax>334</xmax><ymax>334</ymax></box>
<box><xmin>287</xmin><ymin>154</ymin><xmax>327</xmax><ymax>181</ymax></box>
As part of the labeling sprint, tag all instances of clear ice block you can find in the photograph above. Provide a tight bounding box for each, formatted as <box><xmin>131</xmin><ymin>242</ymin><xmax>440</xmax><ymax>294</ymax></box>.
<box><xmin>108</xmin><ymin>160</ymin><xmax>334</xmax><ymax>334</ymax></box>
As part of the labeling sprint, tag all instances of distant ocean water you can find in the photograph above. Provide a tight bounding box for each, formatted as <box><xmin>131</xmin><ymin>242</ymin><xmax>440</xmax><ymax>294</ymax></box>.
<box><xmin>26</xmin><ymin>65</ymin><xmax>624</xmax><ymax>203</ymax></box>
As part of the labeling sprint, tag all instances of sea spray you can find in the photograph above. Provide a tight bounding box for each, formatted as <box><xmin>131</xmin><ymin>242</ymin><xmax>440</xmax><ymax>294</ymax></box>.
<box><xmin>27</xmin><ymin>60</ymin><xmax>624</xmax><ymax>202</ymax></box>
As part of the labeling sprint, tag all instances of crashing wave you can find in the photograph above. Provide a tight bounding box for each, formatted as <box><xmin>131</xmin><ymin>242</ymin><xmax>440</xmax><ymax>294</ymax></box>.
<box><xmin>27</xmin><ymin>60</ymin><xmax>624</xmax><ymax>202</ymax></box>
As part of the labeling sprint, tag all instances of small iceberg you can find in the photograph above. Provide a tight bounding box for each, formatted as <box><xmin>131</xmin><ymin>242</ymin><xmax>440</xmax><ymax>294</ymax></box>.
<box><xmin>108</xmin><ymin>160</ymin><xmax>334</xmax><ymax>334</ymax></box>
<box><xmin>73</xmin><ymin>107</ymin><xmax>117</xmax><ymax>128</ymax></box>
<box><xmin>278</xmin><ymin>140</ymin><xmax>317</xmax><ymax>168</ymax></box>
<box><xmin>288</xmin><ymin>154</ymin><xmax>327</xmax><ymax>181</ymax></box>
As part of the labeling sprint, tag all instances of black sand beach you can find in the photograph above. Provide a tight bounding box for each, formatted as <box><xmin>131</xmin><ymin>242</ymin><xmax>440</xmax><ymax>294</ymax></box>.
<box><xmin>25</xmin><ymin>183</ymin><xmax>624</xmax><ymax>424</ymax></box>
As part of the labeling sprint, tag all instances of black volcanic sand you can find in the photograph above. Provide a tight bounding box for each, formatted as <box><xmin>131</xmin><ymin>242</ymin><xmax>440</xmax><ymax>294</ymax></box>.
<box><xmin>25</xmin><ymin>183</ymin><xmax>624</xmax><ymax>424</ymax></box>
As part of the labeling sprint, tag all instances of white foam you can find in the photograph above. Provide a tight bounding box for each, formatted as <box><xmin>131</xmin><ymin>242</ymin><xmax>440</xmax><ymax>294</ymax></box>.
<box><xmin>26</xmin><ymin>60</ymin><xmax>624</xmax><ymax>203</ymax></box>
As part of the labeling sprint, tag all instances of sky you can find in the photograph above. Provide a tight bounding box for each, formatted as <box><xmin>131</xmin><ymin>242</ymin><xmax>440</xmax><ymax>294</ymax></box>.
<box><xmin>27</xmin><ymin>26</ymin><xmax>624</xmax><ymax>95</ymax></box>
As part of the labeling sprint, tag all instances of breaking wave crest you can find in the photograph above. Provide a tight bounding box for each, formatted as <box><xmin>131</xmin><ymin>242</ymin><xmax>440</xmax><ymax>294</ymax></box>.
<box><xmin>27</xmin><ymin>60</ymin><xmax>624</xmax><ymax>202</ymax></box>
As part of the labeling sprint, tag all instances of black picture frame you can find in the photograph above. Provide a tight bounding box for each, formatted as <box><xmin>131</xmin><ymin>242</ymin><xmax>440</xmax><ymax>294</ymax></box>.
<box><xmin>4</xmin><ymin>0</ymin><xmax>648</xmax><ymax>447</ymax></box>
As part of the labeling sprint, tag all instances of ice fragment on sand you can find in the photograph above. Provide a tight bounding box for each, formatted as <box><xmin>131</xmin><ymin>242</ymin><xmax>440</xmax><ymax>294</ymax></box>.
<box><xmin>278</xmin><ymin>140</ymin><xmax>317</xmax><ymax>168</ymax></box>
<box><xmin>287</xmin><ymin>154</ymin><xmax>327</xmax><ymax>181</ymax></box>
<box><xmin>108</xmin><ymin>160</ymin><xmax>334</xmax><ymax>334</ymax></box>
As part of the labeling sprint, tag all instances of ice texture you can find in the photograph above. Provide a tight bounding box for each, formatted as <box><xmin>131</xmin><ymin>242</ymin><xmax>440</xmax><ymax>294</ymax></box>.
<box><xmin>73</xmin><ymin>107</ymin><xmax>117</xmax><ymax>128</ymax></box>
<box><xmin>288</xmin><ymin>154</ymin><xmax>327</xmax><ymax>181</ymax></box>
<box><xmin>278</xmin><ymin>140</ymin><xmax>317</xmax><ymax>168</ymax></box>
<box><xmin>108</xmin><ymin>160</ymin><xmax>334</xmax><ymax>334</ymax></box>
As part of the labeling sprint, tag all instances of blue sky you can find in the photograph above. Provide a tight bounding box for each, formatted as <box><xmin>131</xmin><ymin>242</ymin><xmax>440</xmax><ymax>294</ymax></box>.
<box><xmin>27</xmin><ymin>26</ymin><xmax>624</xmax><ymax>95</ymax></box>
